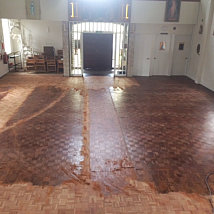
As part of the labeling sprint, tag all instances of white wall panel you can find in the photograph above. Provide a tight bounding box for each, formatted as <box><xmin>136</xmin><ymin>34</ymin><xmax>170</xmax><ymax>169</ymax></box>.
<box><xmin>133</xmin><ymin>34</ymin><xmax>155</xmax><ymax>76</ymax></box>
<box><xmin>0</xmin><ymin>0</ymin><xmax>68</xmax><ymax>21</ymax></box>
<box><xmin>0</xmin><ymin>62</ymin><xmax>8</xmax><ymax>78</ymax></box>
<box><xmin>179</xmin><ymin>2</ymin><xmax>200</xmax><ymax>25</ymax></box>
<box><xmin>131</xmin><ymin>1</ymin><xmax>165</xmax><ymax>24</ymax></box>
<box><xmin>200</xmin><ymin>10</ymin><xmax>214</xmax><ymax>91</ymax></box>
<box><xmin>130</xmin><ymin>23</ymin><xmax>194</xmax><ymax>76</ymax></box>
<box><xmin>40</xmin><ymin>0</ymin><xmax>68</xmax><ymax>21</ymax></box>
<box><xmin>0</xmin><ymin>20</ymin><xmax>8</xmax><ymax>77</ymax></box>
<box><xmin>21</xmin><ymin>20</ymin><xmax>63</xmax><ymax>52</ymax></box>
<box><xmin>131</xmin><ymin>1</ymin><xmax>200</xmax><ymax>25</ymax></box>
<box><xmin>0</xmin><ymin>0</ymin><xmax>26</xmax><ymax>19</ymax></box>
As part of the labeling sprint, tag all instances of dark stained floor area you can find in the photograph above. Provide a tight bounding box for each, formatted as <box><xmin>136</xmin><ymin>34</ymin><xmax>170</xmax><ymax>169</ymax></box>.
<box><xmin>0</xmin><ymin>86</ymin><xmax>84</xmax><ymax>185</ymax></box>
<box><xmin>111</xmin><ymin>76</ymin><xmax>214</xmax><ymax>194</ymax></box>
<box><xmin>0</xmin><ymin>73</ymin><xmax>214</xmax><ymax>198</ymax></box>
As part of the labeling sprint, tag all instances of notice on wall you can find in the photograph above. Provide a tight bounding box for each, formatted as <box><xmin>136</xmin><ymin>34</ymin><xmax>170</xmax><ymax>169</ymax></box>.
<box><xmin>26</xmin><ymin>0</ymin><xmax>41</xmax><ymax>20</ymax></box>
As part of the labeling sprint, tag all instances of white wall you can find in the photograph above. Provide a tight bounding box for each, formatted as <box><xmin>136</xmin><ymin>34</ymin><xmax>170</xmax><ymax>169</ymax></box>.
<box><xmin>0</xmin><ymin>0</ymin><xmax>200</xmax><ymax>24</ymax></box>
<box><xmin>130</xmin><ymin>1</ymin><xmax>198</xmax><ymax>77</ymax></box>
<box><xmin>0</xmin><ymin>0</ymin><xmax>68</xmax><ymax>21</ymax></box>
<box><xmin>133</xmin><ymin>34</ymin><xmax>155</xmax><ymax>76</ymax></box>
<box><xmin>40</xmin><ymin>0</ymin><xmax>68</xmax><ymax>21</ymax></box>
<box><xmin>0</xmin><ymin>61</ymin><xmax>8</xmax><ymax>78</ymax></box>
<box><xmin>0</xmin><ymin>0</ymin><xmax>26</xmax><ymax>20</ymax></box>
<box><xmin>131</xmin><ymin>23</ymin><xmax>194</xmax><ymax>76</ymax></box>
<box><xmin>187</xmin><ymin>0</ymin><xmax>214</xmax><ymax>91</ymax></box>
<box><xmin>199</xmin><ymin>3</ymin><xmax>214</xmax><ymax>91</ymax></box>
<box><xmin>0</xmin><ymin>20</ymin><xmax>3</xmax><ymax>44</ymax></box>
<box><xmin>131</xmin><ymin>1</ymin><xmax>200</xmax><ymax>24</ymax></box>
<box><xmin>130</xmin><ymin>0</ymin><xmax>214</xmax><ymax>92</ymax></box>
<box><xmin>187</xmin><ymin>0</ymin><xmax>210</xmax><ymax>80</ymax></box>
<box><xmin>134</xmin><ymin>24</ymin><xmax>193</xmax><ymax>35</ymax></box>
<box><xmin>0</xmin><ymin>21</ymin><xmax>9</xmax><ymax>77</ymax></box>
<box><xmin>20</xmin><ymin>20</ymin><xmax>63</xmax><ymax>53</ymax></box>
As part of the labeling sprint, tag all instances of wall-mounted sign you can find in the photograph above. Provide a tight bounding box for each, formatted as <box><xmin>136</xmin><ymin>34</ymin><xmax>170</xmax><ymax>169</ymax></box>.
<box><xmin>26</xmin><ymin>0</ymin><xmax>41</xmax><ymax>20</ymax></box>
<box><xmin>179</xmin><ymin>43</ymin><xmax>184</xmax><ymax>50</ymax></box>
<box><xmin>199</xmin><ymin>25</ymin><xmax>203</xmax><ymax>34</ymax></box>
<box><xmin>165</xmin><ymin>0</ymin><xmax>181</xmax><ymax>22</ymax></box>
<box><xmin>160</xmin><ymin>41</ymin><xmax>166</xmax><ymax>51</ymax></box>
<box><xmin>197</xmin><ymin>44</ymin><xmax>201</xmax><ymax>55</ymax></box>
<box><xmin>68</xmin><ymin>0</ymin><xmax>131</xmax><ymax>22</ymax></box>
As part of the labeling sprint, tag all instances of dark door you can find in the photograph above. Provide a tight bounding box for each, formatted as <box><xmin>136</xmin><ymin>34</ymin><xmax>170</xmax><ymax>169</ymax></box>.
<box><xmin>83</xmin><ymin>33</ymin><xmax>113</xmax><ymax>70</ymax></box>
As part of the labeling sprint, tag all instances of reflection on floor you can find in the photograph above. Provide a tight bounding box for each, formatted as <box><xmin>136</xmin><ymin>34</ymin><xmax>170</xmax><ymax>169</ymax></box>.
<box><xmin>0</xmin><ymin>73</ymin><xmax>213</xmax><ymax>213</ymax></box>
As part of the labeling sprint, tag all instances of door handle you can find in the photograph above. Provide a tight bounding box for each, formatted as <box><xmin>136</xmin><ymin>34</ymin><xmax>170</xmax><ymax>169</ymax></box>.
<box><xmin>146</xmin><ymin>58</ymin><xmax>150</xmax><ymax>60</ymax></box>
<box><xmin>154</xmin><ymin>57</ymin><xmax>157</xmax><ymax>59</ymax></box>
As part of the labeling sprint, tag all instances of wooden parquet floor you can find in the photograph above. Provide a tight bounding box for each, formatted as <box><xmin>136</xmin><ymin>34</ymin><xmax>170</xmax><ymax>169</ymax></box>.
<box><xmin>0</xmin><ymin>73</ymin><xmax>213</xmax><ymax>213</ymax></box>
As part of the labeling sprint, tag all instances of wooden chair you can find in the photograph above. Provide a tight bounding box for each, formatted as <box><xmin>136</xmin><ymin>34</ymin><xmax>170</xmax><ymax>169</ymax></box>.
<box><xmin>57</xmin><ymin>60</ymin><xmax>64</xmax><ymax>73</ymax></box>
<box><xmin>46</xmin><ymin>59</ymin><xmax>57</xmax><ymax>72</ymax></box>
<box><xmin>26</xmin><ymin>57</ymin><xmax>36</xmax><ymax>71</ymax></box>
<box><xmin>35</xmin><ymin>56</ymin><xmax>46</xmax><ymax>72</ymax></box>
<box><xmin>57</xmin><ymin>50</ymin><xmax>63</xmax><ymax>59</ymax></box>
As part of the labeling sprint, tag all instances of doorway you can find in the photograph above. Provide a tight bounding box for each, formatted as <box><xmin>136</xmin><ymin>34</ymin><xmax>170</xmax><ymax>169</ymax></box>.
<box><xmin>69</xmin><ymin>22</ymin><xmax>129</xmax><ymax>76</ymax></box>
<box><xmin>83</xmin><ymin>33</ymin><xmax>113</xmax><ymax>75</ymax></box>
<box><xmin>171</xmin><ymin>35</ymin><xmax>191</xmax><ymax>76</ymax></box>
<box><xmin>133</xmin><ymin>34</ymin><xmax>155</xmax><ymax>76</ymax></box>
<box><xmin>151</xmin><ymin>34</ymin><xmax>173</xmax><ymax>76</ymax></box>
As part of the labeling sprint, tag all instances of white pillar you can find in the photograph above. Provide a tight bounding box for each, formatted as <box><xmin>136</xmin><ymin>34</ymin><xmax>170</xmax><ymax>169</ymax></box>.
<box><xmin>62</xmin><ymin>21</ymin><xmax>70</xmax><ymax>77</ymax></box>
<box><xmin>195</xmin><ymin>0</ymin><xmax>214</xmax><ymax>84</ymax></box>
<box><xmin>127</xmin><ymin>23</ymin><xmax>136</xmax><ymax>77</ymax></box>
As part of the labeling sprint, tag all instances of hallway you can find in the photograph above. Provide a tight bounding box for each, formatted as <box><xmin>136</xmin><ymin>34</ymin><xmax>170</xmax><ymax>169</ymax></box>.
<box><xmin>0</xmin><ymin>73</ymin><xmax>213</xmax><ymax>213</ymax></box>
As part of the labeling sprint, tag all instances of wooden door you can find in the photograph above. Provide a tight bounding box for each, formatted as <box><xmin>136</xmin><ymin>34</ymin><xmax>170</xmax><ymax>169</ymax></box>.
<box><xmin>83</xmin><ymin>33</ymin><xmax>113</xmax><ymax>70</ymax></box>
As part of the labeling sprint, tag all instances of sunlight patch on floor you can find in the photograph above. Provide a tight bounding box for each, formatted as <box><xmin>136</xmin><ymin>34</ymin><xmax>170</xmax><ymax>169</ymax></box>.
<box><xmin>0</xmin><ymin>87</ymin><xmax>33</xmax><ymax>129</ymax></box>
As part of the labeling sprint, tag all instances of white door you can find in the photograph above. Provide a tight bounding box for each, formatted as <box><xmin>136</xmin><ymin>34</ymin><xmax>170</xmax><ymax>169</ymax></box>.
<box><xmin>151</xmin><ymin>34</ymin><xmax>172</xmax><ymax>76</ymax></box>
<box><xmin>171</xmin><ymin>35</ymin><xmax>191</xmax><ymax>76</ymax></box>
<box><xmin>133</xmin><ymin>34</ymin><xmax>155</xmax><ymax>76</ymax></box>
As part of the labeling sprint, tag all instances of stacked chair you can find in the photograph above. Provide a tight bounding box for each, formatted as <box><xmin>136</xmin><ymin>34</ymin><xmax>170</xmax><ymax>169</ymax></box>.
<box><xmin>25</xmin><ymin>47</ymin><xmax>63</xmax><ymax>73</ymax></box>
